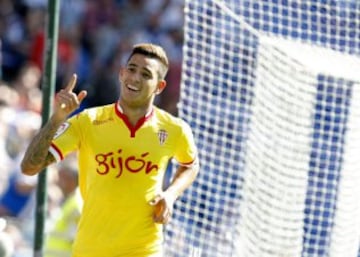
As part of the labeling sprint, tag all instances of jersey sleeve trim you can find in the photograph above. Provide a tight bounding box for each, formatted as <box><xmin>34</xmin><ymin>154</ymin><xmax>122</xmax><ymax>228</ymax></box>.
<box><xmin>49</xmin><ymin>143</ymin><xmax>64</xmax><ymax>162</ymax></box>
<box><xmin>178</xmin><ymin>158</ymin><xmax>197</xmax><ymax>168</ymax></box>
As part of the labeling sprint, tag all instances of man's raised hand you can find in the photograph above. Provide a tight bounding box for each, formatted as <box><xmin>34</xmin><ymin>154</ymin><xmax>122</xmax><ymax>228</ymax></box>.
<box><xmin>55</xmin><ymin>74</ymin><xmax>87</xmax><ymax>120</ymax></box>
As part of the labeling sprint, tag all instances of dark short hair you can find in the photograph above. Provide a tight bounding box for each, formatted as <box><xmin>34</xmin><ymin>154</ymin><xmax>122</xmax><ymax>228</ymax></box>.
<box><xmin>127</xmin><ymin>43</ymin><xmax>169</xmax><ymax>79</ymax></box>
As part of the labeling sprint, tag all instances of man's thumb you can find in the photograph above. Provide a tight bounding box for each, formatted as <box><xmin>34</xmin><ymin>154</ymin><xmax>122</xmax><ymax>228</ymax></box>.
<box><xmin>77</xmin><ymin>90</ymin><xmax>88</xmax><ymax>103</ymax></box>
<box><xmin>149</xmin><ymin>194</ymin><xmax>163</xmax><ymax>205</ymax></box>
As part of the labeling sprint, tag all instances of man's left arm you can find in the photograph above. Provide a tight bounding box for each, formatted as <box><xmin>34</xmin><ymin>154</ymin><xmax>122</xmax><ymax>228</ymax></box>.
<box><xmin>165</xmin><ymin>162</ymin><xmax>199</xmax><ymax>202</ymax></box>
<box><xmin>150</xmin><ymin>161</ymin><xmax>199</xmax><ymax>224</ymax></box>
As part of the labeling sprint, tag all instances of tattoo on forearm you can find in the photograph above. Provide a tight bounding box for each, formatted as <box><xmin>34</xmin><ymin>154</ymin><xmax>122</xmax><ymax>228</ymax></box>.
<box><xmin>23</xmin><ymin>120</ymin><xmax>60</xmax><ymax>169</ymax></box>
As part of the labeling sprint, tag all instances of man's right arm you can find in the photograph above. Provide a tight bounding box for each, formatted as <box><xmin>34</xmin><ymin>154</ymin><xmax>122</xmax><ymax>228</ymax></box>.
<box><xmin>21</xmin><ymin>116</ymin><xmax>64</xmax><ymax>176</ymax></box>
<box><xmin>21</xmin><ymin>74</ymin><xmax>87</xmax><ymax>176</ymax></box>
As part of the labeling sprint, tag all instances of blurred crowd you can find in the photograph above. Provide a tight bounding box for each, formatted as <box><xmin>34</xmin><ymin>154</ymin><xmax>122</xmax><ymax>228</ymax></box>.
<box><xmin>0</xmin><ymin>0</ymin><xmax>185</xmax><ymax>256</ymax></box>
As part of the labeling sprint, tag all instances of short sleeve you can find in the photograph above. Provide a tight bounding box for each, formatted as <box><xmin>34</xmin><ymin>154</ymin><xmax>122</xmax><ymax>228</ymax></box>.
<box><xmin>49</xmin><ymin>113</ymin><xmax>83</xmax><ymax>162</ymax></box>
<box><xmin>174</xmin><ymin>120</ymin><xmax>197</xmax><ymax>166</ymax></box>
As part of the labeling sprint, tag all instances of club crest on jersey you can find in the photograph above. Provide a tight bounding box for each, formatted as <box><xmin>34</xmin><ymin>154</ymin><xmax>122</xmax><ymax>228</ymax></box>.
<box><xmin>54</xmin><ymin>122</ymin><xmax>70</xmax><ymax>139</ymax></box>
<box><xmin>157</xmin><ymin>129</ymin><xmax>168</xmax><ymax>145</ymax></box>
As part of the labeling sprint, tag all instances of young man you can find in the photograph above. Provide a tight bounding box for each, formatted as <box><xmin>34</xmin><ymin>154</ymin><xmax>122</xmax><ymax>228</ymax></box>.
<box><xmin>21</xmin><ymin>43</ymin><xmax>199</xmax><ymax>257</ymax></box>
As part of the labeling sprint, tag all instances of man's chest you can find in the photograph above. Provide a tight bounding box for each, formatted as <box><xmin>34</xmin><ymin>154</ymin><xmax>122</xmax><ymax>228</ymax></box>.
<box><xmin>84</xmin><ymin>122</ymin><xmax>175</xmax><ymax>153</ymax></box>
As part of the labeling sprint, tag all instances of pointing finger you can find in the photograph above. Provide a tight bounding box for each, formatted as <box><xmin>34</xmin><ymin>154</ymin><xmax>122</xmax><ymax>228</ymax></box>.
<box><xmin>60</xmin><ymin>90</ymin><xmax>87</xmax><ymax>110</ymax></box>
<box><xmin>64</xmin><ymin>74</ymin><xmax>77</xmax><ymax>93</ymax></box>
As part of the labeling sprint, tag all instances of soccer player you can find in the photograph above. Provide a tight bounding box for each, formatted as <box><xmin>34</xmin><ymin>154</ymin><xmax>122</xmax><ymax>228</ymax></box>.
<box><xmin>21</xmin><ymin>43</ymin><xmax>199</xmax><ymax>257</ymax></box>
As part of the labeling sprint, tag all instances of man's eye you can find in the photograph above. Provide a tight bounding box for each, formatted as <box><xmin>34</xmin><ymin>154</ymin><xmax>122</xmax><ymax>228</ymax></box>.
<box><xmin>128</xmin><ymin>67</ymin><xmax>136</xmax><ymax>72</ymax></box>
<box><xmin>142</xmin><ymin>73</ymin><xmax>151</xmax><ymax>79</ymax></box>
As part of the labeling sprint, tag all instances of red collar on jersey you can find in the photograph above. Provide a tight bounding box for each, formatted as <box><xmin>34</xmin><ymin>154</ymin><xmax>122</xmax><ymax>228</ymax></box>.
<box><xmin>114</xmin><ymin>102</ymin><xmax>154</xmax><ymax>137</ymax></box>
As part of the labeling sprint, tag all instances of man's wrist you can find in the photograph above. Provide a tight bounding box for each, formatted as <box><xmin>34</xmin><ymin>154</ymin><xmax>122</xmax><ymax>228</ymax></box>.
<box><xmin>50</xmin><ymin>113</ymin><xmax>67</xmax><ymax>125</ymax></box>
<box><xmin>164</xmin><ymin>189</ymin><xmax>179</xmax><ymax>204</ymax></box>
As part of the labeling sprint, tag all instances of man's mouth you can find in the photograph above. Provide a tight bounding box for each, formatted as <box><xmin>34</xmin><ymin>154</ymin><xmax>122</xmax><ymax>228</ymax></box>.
<box><xmin>126</xmin><ymin>85</ymin><xmax>140</xmax><ymax>92</ymax></box>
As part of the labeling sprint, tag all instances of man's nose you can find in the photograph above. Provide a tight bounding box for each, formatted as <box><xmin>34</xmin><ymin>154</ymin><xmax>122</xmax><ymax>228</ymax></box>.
<box><xmin>132</xmin><ymin>72</ymin><xmax>141</xmax><ymax>83</ymax></box>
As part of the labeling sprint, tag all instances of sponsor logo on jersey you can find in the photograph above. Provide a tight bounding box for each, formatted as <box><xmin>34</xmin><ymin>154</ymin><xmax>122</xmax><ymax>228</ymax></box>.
<box><xmin>95</xmin><ymin>149</ymin><xmax>159</xmax><ymax>178</ymax></box>
<box><xmin>92</xmin><ymin>118</ymin><xmax>114</xmax><ymax>125</ymax></box>
<box><xmin>54</xmin><ymin>122</ymin><xmax>70</xmax><ymax>139</ymax></box>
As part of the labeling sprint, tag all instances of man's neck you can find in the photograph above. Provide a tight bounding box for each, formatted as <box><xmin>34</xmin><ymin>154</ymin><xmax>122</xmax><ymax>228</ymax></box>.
<box><xmin>118</xmin><ymin>101</ymin><xmax>153</xmax><ymax>126</ymax></box>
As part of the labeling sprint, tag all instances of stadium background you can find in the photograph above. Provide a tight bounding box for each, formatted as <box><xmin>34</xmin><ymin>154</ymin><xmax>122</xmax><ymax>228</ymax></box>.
<box><xmin>1</xmin><ymin>0</ymin><xmax>360</xmax><ymax>257</ymax></box>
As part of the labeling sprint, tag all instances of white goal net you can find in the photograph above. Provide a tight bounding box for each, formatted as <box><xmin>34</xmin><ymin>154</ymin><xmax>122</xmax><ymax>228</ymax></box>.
<box><xmin>164</xmin><ymin>1</ymin><xmax>360</xmax><ymax>257</ymax></box>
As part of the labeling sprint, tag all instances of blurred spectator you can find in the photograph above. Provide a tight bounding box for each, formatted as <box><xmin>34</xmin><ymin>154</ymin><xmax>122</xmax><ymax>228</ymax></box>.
<box><xmin>22</xmin><ymin>0</ymin><xmax>47</xmax><ymax>9</ymax></box>
<box><xmin>0</xmin><ymin>39</ymin><xmax>2</xmax><ymax>79</ymax></box>
<box><xmin>0</xmin><ymin>95</ymin><xmax>17</xmax><ymax>196</ymax></box>
<box><xmin>0</xmin><ymin>0</ymin><xmax>28</xmax><ymax>82</ymax></box>
<box><xmin>0</xmin><ymin>218</ymin><xmax>14</xmax><ymax>257</ymax></box>
<box><xmin>84</xmin><ymin>55</ymin><xmax>120</xmax><ymax>108</ymax></box>
<box><xmin>118</xmin><ymin>0</ymin><xmax>147</xmax><ymax>36</ymax></box>
<box><xmin>0</xmin><ymin>82</ymin><xmax>19</xmax><ymax>108</ymax></box>
<box><xmin>6</xmin><ymin>109</ymin><xmax>42</xmax><ymax>159</ymax></box>
<box><xmin>12</xmin><ymin>164</ymin><xmax>63</xmax><ymax>256</ymax></box>
<box><xmin>0</xmin><ymin>168</ymin><xmax>37</xmax><ymax>217</ymax></box>
<box><xmin>0</xmin><ymin>109</ymin><xmax>41</xmax><ymax>217</ymax></box>
<box><xmin>10</xmin><ymin>63</ymin><xmax>42</xmax><ymax>113</ymax></box>
<box><xmin>44</xmin><ymin>158</ymin><xmax>82</xmax><ymax>257</ymax></box>
<box><xmin>59</xmin><ymin>0</ymin><xmax>86</xmax><ymax>31</ymax></box>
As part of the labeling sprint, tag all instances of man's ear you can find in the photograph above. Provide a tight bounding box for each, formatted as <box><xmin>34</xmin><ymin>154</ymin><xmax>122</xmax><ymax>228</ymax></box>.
<box><xmin>156</xmin><ymin>80</ymin><xmax>167</xmax><ymax>95</ymax></box>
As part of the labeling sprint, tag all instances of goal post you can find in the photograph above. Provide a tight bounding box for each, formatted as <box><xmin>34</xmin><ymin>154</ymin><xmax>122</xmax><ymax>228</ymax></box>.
<box><xmin>164</xmin><ymin>1</ymin><xmax>360</xmax><ymax>257</ymax></box>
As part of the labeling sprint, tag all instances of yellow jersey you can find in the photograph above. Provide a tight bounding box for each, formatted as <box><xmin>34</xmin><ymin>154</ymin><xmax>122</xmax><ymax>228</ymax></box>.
<box><xmin>49</xmin><ymin>103</ymin><xmax>197</xmax><ymax>257</ymax></box>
